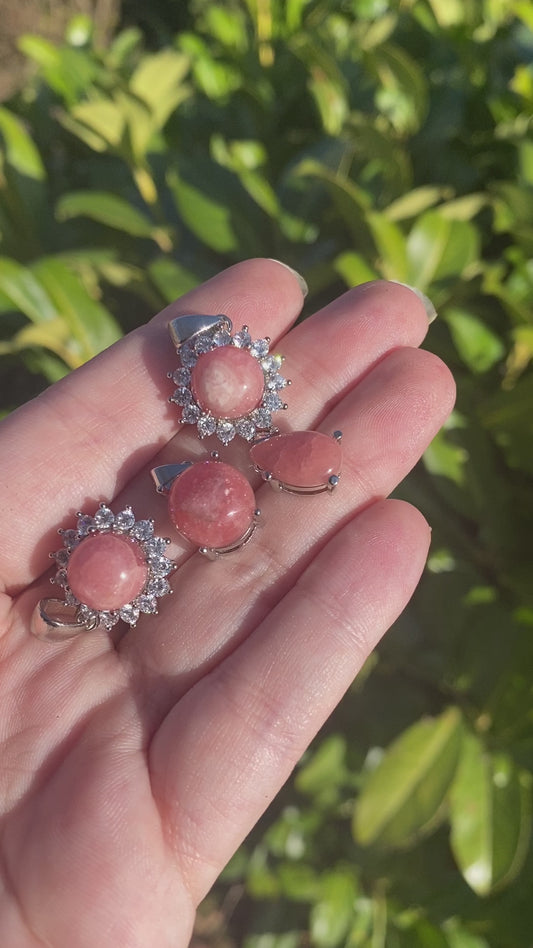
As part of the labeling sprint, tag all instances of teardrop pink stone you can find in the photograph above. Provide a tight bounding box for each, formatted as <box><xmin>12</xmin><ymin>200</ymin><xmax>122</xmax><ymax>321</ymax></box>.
<box><xmin>168</xmin><ymin>459</ymin><xmax>256</xmax><ymax>549</ymax></box>
<box><xmin>250</xmin><ymin>431</ymin><xmax>342</xmax><ymax>489</ymax></box>
<box><xmin>191</xmin><ymin>346</ymin><xmax>265</xmax><ymax>419</ymax></box>
<box><xmin>67</xmin><ymin>533</ymin><xmax>148</xmax><ymax>611</ymax></box>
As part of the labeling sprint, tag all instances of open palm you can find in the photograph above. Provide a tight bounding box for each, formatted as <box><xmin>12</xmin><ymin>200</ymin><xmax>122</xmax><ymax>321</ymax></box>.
<box><xmin>0</xmin><ymin>260</ymin><xmax>455</xmax><ymax>947</ymax></box>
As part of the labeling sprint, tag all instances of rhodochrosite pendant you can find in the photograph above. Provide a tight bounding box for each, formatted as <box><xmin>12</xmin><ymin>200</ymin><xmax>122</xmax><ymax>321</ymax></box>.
<box><xmin>167</xmin><ymin>314</ymin><xmax>290</xmax><ymax>444</ymax></box>
<box><xmin>250</xmin><ymin>430</ymin><xmax>342</xmax><ymax>494</ymax></box>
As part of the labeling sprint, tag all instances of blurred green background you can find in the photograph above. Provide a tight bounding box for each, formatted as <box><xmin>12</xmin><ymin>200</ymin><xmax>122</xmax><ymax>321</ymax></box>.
<box><xmin>1</xmin><ymin>0</ymin><xmax>533</xmax><ymax>944</ymax></box>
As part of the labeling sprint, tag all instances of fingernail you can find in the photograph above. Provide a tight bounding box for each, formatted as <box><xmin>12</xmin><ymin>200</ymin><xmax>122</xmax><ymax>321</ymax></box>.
<box><xmin>394</xmin><ymin>283</ymin><xmax>438</xmax><ymax>324</ymax></box>
<box><xmin>267</xmin><ymin>259</ymin><xmax>308</xmax><ymax>298</ymax></box>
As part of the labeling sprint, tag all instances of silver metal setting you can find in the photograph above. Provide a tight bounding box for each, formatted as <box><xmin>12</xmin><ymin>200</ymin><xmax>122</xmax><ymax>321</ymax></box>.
<box><xmin>36</xmin><ymin>504</ymin><xmax>176</xmax><ymax>637</ymax></box>
<box><xmin>253</xmin><ymin>431</ymin><xmax>343</xmax><ymax>495</ymax></box>
<box><xmin>167</xmin><ymin>313</ymin><xmax>290</xmax><ymax>445</ymax></box>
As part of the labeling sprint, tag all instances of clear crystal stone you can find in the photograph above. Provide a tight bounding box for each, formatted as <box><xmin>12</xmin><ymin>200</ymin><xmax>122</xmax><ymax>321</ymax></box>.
<box><xmin>77</xmin><ymin>514</ymin><xmax>95</xmax><ymax>536</ymax></box>
<box><xmin>114</xmin><ymin>508</ymin><xmax>136</xmax><ymax>532</ymax></box>
<box><xmin>119</xmin><ymin>603</ymin><xmax>140</xmax><ymax>625</ymax></box>
<box><xmin>233</xmin><ymin>329</ymin><xmax>252</xmax><ymax>348</ymax></box>
<box><xmin>217</xmin><ymin>420</ymin><xmax>236</xmax><ymax>445</ymax></box>
<box><xmin>263</xmin><ymin>391</ymin><xmax>284</xmax><ymax>411</ymax></box>
<box><xmin>54</xmin><ymin>569</ymin><xmax>68</xmax><ymax>587</ymax></box>
<box><xmin>180</xmin><ymin>342</ymin><xmax>197</xmax><ymax>367</ymax></box>
<box><xmin>182</xmin><ymin>403</ymin><xmax>201</xmax><ymax>423</ymax></box>
<box><xmin>253</xmin><ymin>408</ymin><xmax>272</xmax><ymax>429</ymax></box>
<box><xmin>250</xmin><ymin>338</ymin><xmax>270</xmax><ymax>359</ymax></box>
<box><xmin>213</xmin><ymin>329</ymin><xmax>232</xmax><ymax>347</ymax></box>
<box><xmin>138</xmin><ymin>595</ymin><xmax>158</xmax><ymax>614</ymax></box>
<box><xmin>197</xmin><ymin>414</ymin><xmax>217</xmax><ymax>438</ymax></box>
<box><xmin>261</xmin><ymin>352</ymin><xmax>283</xmax><ymax>372</ymax></box>
<box><xmin>144</xmin><ymin>537</ymin><xmax>168</xmax><ymax>557</ymax></box>
<box><xmin>99</xmin><ymin>611</ymin><xmax>119</xmax><ymax>630</ymax></box>
<box><xmin>235</xmin><ymin>418</ymin><xmax>256</xmax><ymax>441</ymax></box>
<box><xmin>64</xmin><ymin>589</ymin><xmax>80</xmax><ymax>606</ymax></box>
<box><xmin>172</xmin><ymin>367</ymin><xmax>191</xmax><ymax>386</ymax></box>
<box><xmin>147</xmin><ymin>577</ymin><xmax>171</xmax><ymax>598</ymax></box>
<box><xmin>94</xmin><ymin>506</ymin><xmax>114</xmax><ymax>530</ymax></box>
<box><xmin>78</xmin><ymin>604</ymin><xmax>97</xmax><ymax>623</ymax></box>
<box><xmin>149</xmin><ymin>556</ymin><xmax>174</xmax><ymax>576</ymax></box>
<box><xmin>52</xmin><ymin>548</ymin><xmax>70</xmax><ymax>566</ymax></box>
<box><xmin>195</xmin><ymin>333</ymin><xmax>214</xmax><ymax>354</ymax></box>
<box><xmin>61</xmin><ymin>529</ymin><xmax>79</xmax><ymax>548</ymax></box>
<box><xmin>130</xmin><ymin>520</ymin><xmax>154</xmax><ymax>541</ymax></box>
<box><xmin>266</xmin><ymin>374</ymin><xmax>287</xmax><ymax>390</ymax></box>
<box><xmin>170</xmin><ymin>386</ymin><xmax>192</xmax><ymax>406</ymax></box>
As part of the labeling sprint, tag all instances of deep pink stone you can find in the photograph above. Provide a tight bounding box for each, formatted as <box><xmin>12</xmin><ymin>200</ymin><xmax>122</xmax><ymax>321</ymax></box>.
<box><xmin>191</xmin><ymin>346</ymin><xmax>264</xmax><ymax>419</ymax></box>
<box><xmin>168</xmin><ymin>459</ymin><xmax>255</xmax><ymax>549</ymax></box>
<box><xmin>250</xmin><ymin>430</ymin><xmax>342</xmax><ymax>489</ymax></box>
<box><xmin>67</xmin><ymin>533</ymin><xmax>148</xmax><ymax>611</ymax></box>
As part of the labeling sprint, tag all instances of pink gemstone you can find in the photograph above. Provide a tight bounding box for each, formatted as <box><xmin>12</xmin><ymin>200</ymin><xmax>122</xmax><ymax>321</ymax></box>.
<box><xmin>67</xmin><ymin>533</ymin><xmax>148</xmax><ymax>611</ymax></box>
<box><xmin>168</xmin><ymin>460</ymin><xmax>255</xmax><ymax>549</ymax></box>
<box><xmin>191</xmin><ymin>346</ymin><xmax>264</xmax><ymax>419</ymax></box>
<box><xmin>250</xmin><ymin>431</ymin><xmax>342</xmax><ymax>490</ymax></box>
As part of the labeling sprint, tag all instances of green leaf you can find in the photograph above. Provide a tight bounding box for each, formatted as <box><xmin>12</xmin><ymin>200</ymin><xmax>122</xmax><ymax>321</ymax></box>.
<box><xmin>148</xmin><ymin>258</ymin><xmax>202</xmax><ymax>303</ymax></box>
<box><xmin>296</xmin><ymin>735</ymin><xmax>347</xmax><ymax>799</ymax></box>
<box><xmin>68</xmin><ymin>99</ymin><xmax>125</xmax><ymax>150</ymax></box>
<box><xmin>334</xmin><ymin>251</ymin><xmax>377</xmax><ymax>287</ymax></box>
<box><xmin>367</xmin><ymin>211</ymin><xmax>408</xmax><ymax>281</ymax></box>
<box><xmin>310</xmin><ymin>869</ymin><xmax>358</xmax><ymax>948</ymax></box>
<box><xmin>30</xmin><ymin>258</ymin><xmax>121</xmax><ymax>361</ymax></box>
<box><xmin>423</xmin><ymin>426</ymin><xmax>468</xmax><ymax>486</ymax></box>
<box><xmin>384</xmin><ymin>186</ymin><xmax>451</xmax><ymax>222</ymax></box>
<box><xmin>449</xmin><ymin>732</ymin><xmax>532</xmax><ymax>896</ymax></box>
<box><xmin>130</xmin><ymin>50</ymin><xmax>190</xmax><ymax>130</ymax></box>
<box><xmin>406</xmin><ymin>212</ymin><xmax>480</xmax><ymax>289</ymax></box>
<box><xmin>444</xmin><ymin>307</ymin><xmax>505</xmax><ymax>374</ymax></box>
<box><xmin>56</xmin><ymin>191</ymin><xmax>157</xmax><ymax>239</ymax></box>
<box><xmin>0</xmin><ymin>107</ymin><xmax>45</xmax><ymax>180</ymax></box>
<box><xmin>0</xmin><ymin>257</ymin><xmax>58</xmax><ymax>323</ymax></box>
<box><xmin>353</xmin><ymin>707</ymin><xmax>463</xmax><ymax>848</ymax></box>
<box><xmin>167</xmin><ymin>166</ymin><xmax>237</xmax><ymax>253</ymax></box>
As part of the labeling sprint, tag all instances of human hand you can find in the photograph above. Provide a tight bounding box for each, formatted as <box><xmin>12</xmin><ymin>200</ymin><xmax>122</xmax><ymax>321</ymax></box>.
<box><xmin>0</xmin><ymin>260</ymin><xmax>455</xmax><ymax>947</ymax></box>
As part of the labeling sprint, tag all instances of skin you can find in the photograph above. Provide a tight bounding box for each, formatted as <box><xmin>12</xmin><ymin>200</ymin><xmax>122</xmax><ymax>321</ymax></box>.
<box><xmin>0</xmin><ymin>260</ymin><xmax>455</xmax><ymax>947</ymax></box>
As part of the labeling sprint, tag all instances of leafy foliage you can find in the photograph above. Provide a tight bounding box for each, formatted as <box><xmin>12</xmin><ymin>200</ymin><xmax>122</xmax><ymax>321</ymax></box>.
<box><xmin>1</xmin><ymin>0</ymin><xmax>533</xmax><ymax>944</ymax></box>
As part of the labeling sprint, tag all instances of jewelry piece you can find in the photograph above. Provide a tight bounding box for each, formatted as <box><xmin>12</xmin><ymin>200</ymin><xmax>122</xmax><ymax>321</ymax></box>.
<box><xmin>250</xmin><ymin>430</ymin><xmax>343</xmax><ymax>494</ymax></box>
<box><xmin>34</xmin><ymin>505</ymin><xmax>175</xmax><ymax>639</ymax></box>
<box><xmin>152</xmin><ymin>453</ymin><xmax>260</xmax><ymax>560</ymax></box>
<box><xmin>167</xmin><ymin>313</ymin><xmax>290</xmax><ymax>444</ymax></box>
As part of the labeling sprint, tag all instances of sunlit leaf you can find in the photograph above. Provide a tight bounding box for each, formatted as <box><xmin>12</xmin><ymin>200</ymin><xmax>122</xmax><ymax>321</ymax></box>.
<box><xmin>30</xmin><ymin>258</ymin><xmax>121</xmax><ymax>360</ymax></box>
<box><xmin>56</xmin><ymin>191</ymin><xmax>158</xmax><ymax>239</ymax></box>
<box><xmin>444</xmin><ymin>307</ymin><xmax>505</xmax><ymax>374</ymax></box>
<box><xmin>310</xmin><ymin>869</ymin><xmax>358</xmax><ymax>948</ymax></box>
<box><xmin>0</xmin><ymin>257</ymin><xmax>58</xmax><ymax>323</ymax></box>
<box><xmin>406</xmin><ymin>212</ymin><xmax>480</xmax><ymax>289</ymax></box>
<box><xmin>384</xmin><ymin>186</ymin><xmax>450</xmax><ymax>222</ymax></box>
<box><xmin>334</xmin><ymin>251</ymin><xmax>377</xmax><ymax>287</ymax></box>
<box><xmin>0</xmin><ymin>107</ymin><xmax>45</xmax><ymax>180</ymax></box>
<box><xmin>148</xmin><ymin>258</ymin><xmax>202</xmax><ymax>302</ymax></box>
<box><xmin>449</xmin><ymin>732</ymin><xmax>532</xmax><ymax>896</ymax></box>
<box><xmin>353</xmin><ymin>707</ymin><xmax>463</xmax><ymax>848</ymax></box>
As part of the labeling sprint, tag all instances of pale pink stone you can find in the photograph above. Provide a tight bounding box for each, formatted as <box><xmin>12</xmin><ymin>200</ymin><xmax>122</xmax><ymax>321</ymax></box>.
<box><xmin>250</xmin><ymin>430</ymin><xmax>342</xmax><ymax>489</ymax></box>
<box><xmin>67</xmin><ymin>533</ymin><xmax>148</xmax><ymax>611</ymax></box>
<box><xmin>168</xmin><ymin>459</ymin><xmax>255</xmax><ymax>549</ymax></box>
<box><xmin>191</xmin><ymin>346</ymin><xmax>264</xmax><ymax>419</ymax></box>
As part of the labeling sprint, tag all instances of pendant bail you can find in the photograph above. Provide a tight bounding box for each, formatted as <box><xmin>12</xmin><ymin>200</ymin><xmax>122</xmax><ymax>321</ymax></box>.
<box><xmin>168</xmin><ymin>314</ymin><xmax>232</xmax><ymax>350</ymax></box>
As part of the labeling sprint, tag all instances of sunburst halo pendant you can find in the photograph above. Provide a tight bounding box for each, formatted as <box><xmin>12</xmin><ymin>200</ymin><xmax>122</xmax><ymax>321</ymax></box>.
<box><xmin>50</xmin><ymin>504</ymin><xmax>175</xmax><ymax>631</ymax></box>
<box><xmin>167</xmin><ymin>314</ymin><xmax>290</xmax><ymax>445</ymax></box>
